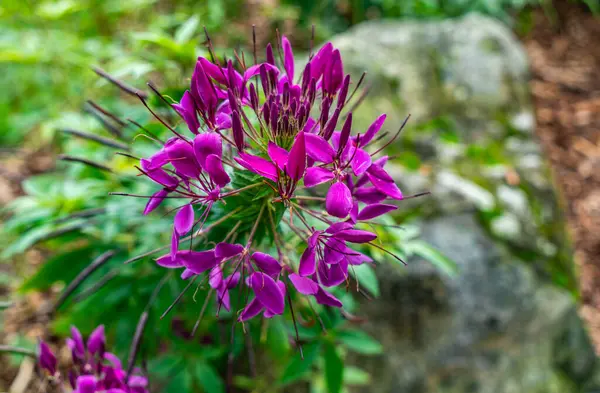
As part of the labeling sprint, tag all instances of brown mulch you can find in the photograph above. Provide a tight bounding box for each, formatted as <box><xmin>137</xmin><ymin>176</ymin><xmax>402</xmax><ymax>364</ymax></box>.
<box><xmin>523</xmin><ymin>1</ymin><xmax>600</xmax><ymax>350</ymax></box>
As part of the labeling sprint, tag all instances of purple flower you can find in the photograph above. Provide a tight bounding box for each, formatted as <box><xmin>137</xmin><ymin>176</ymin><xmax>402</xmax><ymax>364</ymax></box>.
<box><xmin>38</xmin><ymin>325</ymin><xmax>148</xmax><ymax>393</ymax></box>
<box><xmin>39</xmin><ymin>341</ymin><xmax>57</xmax><ymax>375</ymax></box>
<box><xmin>130</xmin><ymin>31</ymin><xmax>421</xmax><ymax>322</ymax></box>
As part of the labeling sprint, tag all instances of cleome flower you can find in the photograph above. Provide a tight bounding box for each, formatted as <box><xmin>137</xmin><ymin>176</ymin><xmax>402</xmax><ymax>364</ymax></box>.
<box><xmin>38</xmin><ymin>325</ymin><xmax>148</xmax><ymax>393</ymax></box>
<box><xmin>131</xmin><ymin>31</ymin><xmax>417</xmax><ymax>324</ymax></box>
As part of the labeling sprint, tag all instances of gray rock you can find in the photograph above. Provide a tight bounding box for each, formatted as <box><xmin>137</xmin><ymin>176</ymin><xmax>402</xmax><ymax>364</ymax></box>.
<box><xmin>333</xmin><ymin>14</ymin><xmax>569</xmax><ymax>262</ymax></box>
<box><xmin>352</xmin><ymin>215</ymin><xmax>598</xmax><ymax>393</ymax></box>
<box><xmin>326</xmin><ymin>15</ymin><xmax>593</xmax><ymax>393</ymax></box>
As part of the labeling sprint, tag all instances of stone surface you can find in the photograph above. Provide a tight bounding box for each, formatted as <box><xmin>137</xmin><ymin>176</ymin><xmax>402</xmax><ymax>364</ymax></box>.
<box><xmin>326</xmin><ymin>14</ymin><xmax>596</xmax><ymax>393</ymax></box>
<box><xmin>332</xmin><ymin>13</ymin><xmax>571</xmax><ymax>277</ymax></box>
<box><xmin>353</xmin><ymin>214</ymin><xmax>598</xmax><ymax>393</ymax></box>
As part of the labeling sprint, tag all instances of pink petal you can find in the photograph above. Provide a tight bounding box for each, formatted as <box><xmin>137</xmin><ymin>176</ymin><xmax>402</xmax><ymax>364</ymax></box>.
<box><xmin>87</xmin><ymin>325</ymin><xmax>105</xmax><ymax>355</ymax></box>
<box><xmin>205</xmin><ymin>154</ymin><xmax>230</xmax><ymax>187</ymax></box>
<box><xmin>156</xmin><ymin>253</ymin><xmax>184</xmax><ymax>268</ymax></box>
<box><xmin>304</xmin><ymin>167</ymin><xmax>335</xmax><ymax>188</ymax></box>
<box><xmin>350</xmin><ymin>148</ymin><xmax>372</xmax><ymax>176</ymax></box>
<box><xmin>239</xmin><ymin>298</ymin><xmax>263</xmax><ymax>321</ymax></box>
<box><xmin>209</xmin><ymin>266</ymin><xmax>223</xmax><ymax>289</ymax></box>
<box><xmin>225</xmin><ymin>272</ymin><xmax>241</xmax><ymax>289</ymax></box>
<box><xmin>180</xmin><ymin>250</ymin><xmax>219</xmax><ymax>274</ymax></box>
<box><xmin>167</xmin><ymin>140</ymin><xmax>200</xmax><ymax>178</ymax></box>
<box><xmin>299</xmin><ymin>247</ymin><xmax>316</xmax><ymax>276</ymax></box>
<box><xmin>335</xmin><ymin>229</ymin><xmax>377</xmax><ymax>243</ymax></box>
<box><xmin>282</xmin><ymin>35</ymin><xmax>295</xmax><ymax>80</ymax></box>
<box><xmin>354</xmin><ymin>186</ymin><xmax>387</xmax><ymax>204</ymax></box>
<box><xmin>315</xmin><ymin>287</ymin><xmax>343</xmax><ymax>308</ymax></box>
<box><xmin>286</xmin><ymin>132</ymin><xmax>306</xmax><ymax>181</ymax></box>
<box><xmin>170</xmin><ymin>230</ymin><xmax>179</xmax><ymax>259</ymax></box>
<box><xmin>268</xmin><ymin>142</ymin><xmax>289</xmax><ymax>170</ymax></box>
<box><xmin>326</xmin><ymin>182</ymin><xmax>353</xmax><ymax>218</ymax></box>
<box><xmin>143</xmin><ymin>189</ymin><xmax>168</xmax><ymax>215</ymax></box>
<box><xmin>235</xmin><ymin>153</ymin><xmax>278</xmax><ymax>182</ymax></box>
<box><xmin>305</xmin><ymin>133</ymin><xmax>335</xmax><ymax>163</ymax></box>
<box><xmin>216</xmin><ymin>288</ymin><xmax>231</xmax><ymax>311</ymax></box>
<box><xmin>181</xmin><ymin>269</ymin><xmax>196</xmax><ymax>280</ymax></box>
<box><xmin>289</xmin><ymin>273</ymin><xmax>318</xmax><ymax>295</ymax></box>
<box><xmin>367</xmin><ymin>171</ymin><xmax>403</xmax><ymax>200</ymax></box>
<box><xmin>361</xmin><ymin>114</ymin><xmax>387</xmax><ymax>146</ymax></box>
<box><xmin>252</xmin><ymin>252</ymin><xmax>282</xmax><ymax>277</ymax></box>
<box><xmin>357</xmin><ymin>203</ymin><xmax>397</xmax><ymax>221</ymax></box>
<box><xmin>174</xmin><ymin>204</ymin><xmax>194</xmax><ymax>235</ymax></box>
<box><xmin>215</xmin><ymin>243</ymin><xmax>244</xmax><ymax>259</ymax></box>
<box><xmin>310</xmin><ymin>43</ymin><xmax>333</xmax><ymax>80</ymax></box>
<box><xmin>337</xmin><ymin>113</ymin><xmax>352</xmax><ymax>156</ymax></box>
<box><xmin>250</xmin><ymin>272</ymin><xmax>285</xmax><ymax>315</ymax></box>
<box><xmin>193</xmin><ymin>133</ymin><xmax>222</xmax><ymax>169</ymax></box>
<box><xmin>76</xmin><ymin>375</ymin><xmax>97</xmax><ymax>393</ymax></box>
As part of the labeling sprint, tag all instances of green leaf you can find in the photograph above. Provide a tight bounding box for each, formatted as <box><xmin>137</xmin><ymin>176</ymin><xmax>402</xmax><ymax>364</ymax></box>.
<box><xmin>337</xmin><ymin>330</ymin><xmax>383</xmax><ymax>355</ymax></box>
<box><xmin>279</xmin><ymin>342</ymin><xmax>320</xmax><ymax>385</ymax></box>
<box><xmin>19</xmin><ymin>245</ymin><xmax>98</xmax><ymax>291</ymax></box>
<box><xmin>406</xmin><ymin>241</ymin><xmax>458</xmax><ymax>276</ymax></box>
<box><xmin>349</xmin><ymin>264</ymin><xmax>379</xmax><ymax>297</ymax></box>
<box><xmin>343</xmin><ymin>366</ymin><xmax>371</xmax><ymax>386</ymax></box>
<box><xmin>323</xmin><ymin>342</ymin><xmax>344</xmax><ymax>393</ymax></box>
<box><xmin>266</xmin><ymin>317</ymin><xmax>291</xmax><ymax>358</ymax></box>
<box><xmin>194</xmin><ymin>363</ymin><xmax>225</xmax><ymax>393</ymax></box>
<box><xmin>175</xmin><ymin>15</ymin><xmax>199</xmax><ymax>44</ymax></box>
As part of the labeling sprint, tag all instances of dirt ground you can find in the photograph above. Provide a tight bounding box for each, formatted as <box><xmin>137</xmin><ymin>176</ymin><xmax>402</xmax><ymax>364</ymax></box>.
<box><xmin>523</xmin><ymin>1</ymin><xmax>600</xmax><ymax>350</ymax></box>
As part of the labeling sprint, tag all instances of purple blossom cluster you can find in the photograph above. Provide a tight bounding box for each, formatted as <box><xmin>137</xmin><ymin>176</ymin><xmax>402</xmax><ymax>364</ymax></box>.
<box><xmin>139</xmin><ymin>34</ymin><xmax>409</xmax><ymax>321</ymax></box>
<box><xmin>39</xmin><ymin>326</ymin><xmax>148</xmax><ymax>393</ymax></box>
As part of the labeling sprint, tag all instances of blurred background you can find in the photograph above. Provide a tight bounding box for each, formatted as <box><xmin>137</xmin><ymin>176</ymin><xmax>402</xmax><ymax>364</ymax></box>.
<box><xmin>1</xmin><ymin>0</ymin><xmax>599</xmax><ymax>392</ymax></box>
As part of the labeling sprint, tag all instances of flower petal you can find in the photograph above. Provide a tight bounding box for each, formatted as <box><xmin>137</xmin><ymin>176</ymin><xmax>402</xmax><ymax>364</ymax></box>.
<box><xmin>205</xmin><ymin>154</ymin><xmax>230</xmax><ymax>187</ymax></box>
<box><xmin>326</xmin><ymin>182</ymin><xmax>353</xmax><ymax>218</ymax></box>
<box><xmin>39</xmin><ymin>341</ymin><xmax>57</xmax><ymax>374</ymax></box>
<box><xmin>69</xmin><ymin>326</ymin><xmax>85</xmax><ymax>359</ymax></box>
<box><xmin>289</xmin><ymin>273</ymin><xmax>319</xmax><ymax>295</ymax></box>
<box><xmin>361</xmin><ymin>114</ymin><xmax>387</xmax><ymax>146</ymax></box>
<box><xmin>305</xmin><ymin>133</ymin><xmax>335</xmax><ymax>163</ymax></box>
<box><xmin>250</xmin><ymin>272</ymin><xmax>285</xmax><ymax>315</ymax></box>
<box><xmin>180</xmin><ymin>269</ymin><xmax>196</xmax><ymax>280</ymax></box>
<box><xmin>304</xmin><ymin>167</ymin><xmax>335</xmax><ymax>188</ymax></box>
<box><xmin>215</xmin><ymin>243</ymin><xmax>244</xmax><ymax>259</ymax></box>
<box><xmin>299</xmin><ymin>246</ymin><xmax>316</xmax><ymax>277</ymax></box>
<box><xmin>315</xmin><ymin>287</ymin><xmax>343</xmax><ymax>308</ymax></box>
<box><xmin>180</xmin><ymin>250</ymin><xmax>219</xmax><ymax>274</ymax></box>
<box><xmin>174</xmin><ymin>204</ymin><xmax>194</xmax><ymax>235</ymax></box>
<box><xmin>156</xmin><ymin>253</ymin><xmax>184</xmax><ymax>268</ymax></box>
<box><xmin>87</xmin><ymin>325</ymin><xmax>105</xmax><ymax>355</ymax></box>
<box><xmin>170</xmin><ymin>230</ymin><xmax>179</xmax><ymax>259</ymax></box>
<box><xmin>76</xmin><ymin>375</ymin><xmax>97</xmax><ymax>393</ymax></box>
<box><xmin>239</xmin><ymin>298</ymin><xmax>263</xmax><ymax>321</ymax></box>
<box><xmin>310</xmin><ymin>43</ymin><xmax>333</xmax><ymax>81</ymax></box>
<box><xmin>235</xmin><ymin>153</ymin><xmax>278</xmax><ymax>182</ymax></box>
<box><xmin>143</xmin><ymin>189</ymin><xmax>168</xmax><ymax>215</ymax></box>
<box><xmin>367</xmin><ymin>171</ymin><xmax>403</xmax><ymax>200</ymax></box>
<box><xmin>167</xmin><ymin>139</ymin><xmax>200</xmax><ymax>178</ymax></box>
<box><xmin>286</xmin><ymin>132</ymin><xmax>306</xmax><ymax>181</ymax></box>
<box><xmin>335</xmin><ymin>229</ymin><xmax>377</xmax><ymax>243</ymax></box>
<box><xmin>252</xmin><ymin>252</ymin><xmax>282</xmax><ymax>277</ymax></box>
<box><xmin>193</xmin><ymin>133</ymin><xmax>222</xmax><ymax>169</ymax></box>
<box><xmin>267</xmin><ymin>142</ymin><xmax>289</xmax><ymax>170</ymax></box>
<box><xmin>282</xmin><ymin>35</ymin><xmax>295</xmax><ymax>80</ymax></box>
<box><xmin>209</xmin><ymin>266</ymin><xmax>223</xmax><ymax>289</ymax></box>
<box><xmin>357</xmin><ymin>203</ymin><xmax>397</xmax><ymax>221</ymax></box>
<box><xmin>354</xmin><ymin>186</ymin><xmax>387</xmax><ymax>204</ymax></box>
<box><xmin>350</xmin><ymin>148</ymin><xmax>372</xmax><ymax>176</ymax></box>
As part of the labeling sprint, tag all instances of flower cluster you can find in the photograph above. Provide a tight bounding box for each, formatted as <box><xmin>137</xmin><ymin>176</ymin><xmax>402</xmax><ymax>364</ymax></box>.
<box><xmin>138</xmin><ymin>34</ymin><xmax>409</xmax><ymax>321</ymax></box>
<box><xmin>39</xmin><ymin>326</ymin><xmax>148</xmax><ymax>393</ymax></box>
